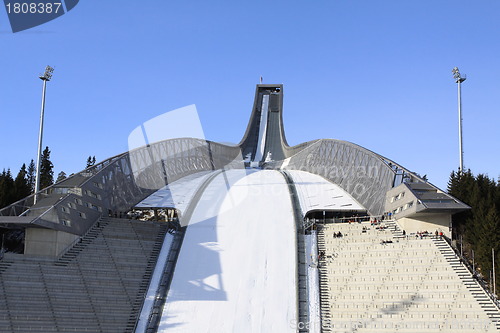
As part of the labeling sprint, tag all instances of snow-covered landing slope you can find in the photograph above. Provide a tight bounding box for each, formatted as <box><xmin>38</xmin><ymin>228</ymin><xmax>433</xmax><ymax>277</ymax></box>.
<box><xmin>159</xmin><ymin>169</ymin><xmax>297</xmax><ymax>332</ymax></box>
<box><xmin>135</xmin><ymin>170</ymin><xmax>217</xmax><ymax>213</ymax></box>
<box><xmin>287</xmin><ymin>170</ymin><xmax>365</xmax><ymax>217</ymax></box>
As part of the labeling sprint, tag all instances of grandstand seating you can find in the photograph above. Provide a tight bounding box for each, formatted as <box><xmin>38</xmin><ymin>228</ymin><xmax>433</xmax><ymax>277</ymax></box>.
<box><xmin>317</xmin><ymin>221</ymin><xmax>500</xmax><ymax>332</ymax></box>
<box><xmin>0</xmin><ymin>217</ymin><xmax>167</xmax><ymax>332</ymax></box>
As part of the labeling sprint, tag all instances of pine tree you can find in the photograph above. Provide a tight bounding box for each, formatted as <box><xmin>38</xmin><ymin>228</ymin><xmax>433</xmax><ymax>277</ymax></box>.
<box><xmin>56</xmin><ymin>171</ymin><xmax>67</xmax><ymax>183</ymax></box>
<box><xmin>447</xmin><ymin>170</ymin><xmax>458</xmax><ymax>194</ymax></box>
<box><xmin>496</xmin><ymin>178</ymin><xmax>500</xmax><ymax>214</ymax></box>
<box><xmin>86</xmin><ymin>156</ymin><xmax>93</xmax><ymax>169</ymax></box>
<box><xmin>40</xmin><ymin>146</ymin><xmax>54</xmax><ymax>190</ymax></box>
<box><xmin>448</xmin><ymin>170</ymin><xmax>500</xmax><ymax>294</ymax></box>
<box><xmin>86</xmin><ymin>156</ymin><xmax>96</xmax><ymax>169</ymax></box>
<box><xmin>14</xmin><ymin>164</ymin><xmax>31</xmax><ymax>201</ymax></box>
<box><xmin>0</xmin><ymin>169</ymin><xmax>15</xmax><ymax>208</ymax></box>
<box><xmin>475</xmin><ymin>205</ymin><xmax>499</xmax><ymax>279</ymax></box>
<box><xmin>448</xmin><ymin>169</ymin><xmax>475</xmax><ymax>238</ymax></box>
<box><xmin>27</xmin><ymin>159</ymin><xmax>36</xmax><ymax>193</ymax></box>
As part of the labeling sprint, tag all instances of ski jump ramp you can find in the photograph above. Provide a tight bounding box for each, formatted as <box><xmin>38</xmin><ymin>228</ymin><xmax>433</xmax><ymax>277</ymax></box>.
<box><xmin>159</xmin><ymin>169</ymin><xmax>297</xmax><ymax>332</ymax></box>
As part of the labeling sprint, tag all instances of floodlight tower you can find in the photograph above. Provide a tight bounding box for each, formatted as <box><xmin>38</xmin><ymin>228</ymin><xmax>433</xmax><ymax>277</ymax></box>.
<box><xmin>34</xmin><ymin>66</ymin><xmax>54</xmax><ymax>204</ymax></box>
<box><xmin>452</xmin><ymin>67</ymin><xmax>466</xmax><ymax>174</ymax></box>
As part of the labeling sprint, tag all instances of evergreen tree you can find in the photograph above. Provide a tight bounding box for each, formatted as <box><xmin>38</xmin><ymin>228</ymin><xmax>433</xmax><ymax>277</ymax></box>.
<box><xmin>447</xmin><ymin>170</ymin><xmax>458</xmax><ymax>193</ymax></box>
<box><xmin>496</xmin><ymin>178</ymin><xmax>500</xmax><ymax>213</ymax></box>
<box><xmin>86</xmin><ymin>155</ymin><xmax>96</xmax><ymax>169</ymax></box>
<box><xmin>475</xmin><ymin>205</ymin><xmax>500</xmax><ymax>284</ymax></box>
<box><xmin>27</xmin><ymin>159</ymin><xmax>36</xmax><ymax>193</ymax></box>
<box><xmin>448</xmin><ymin>170</ymin><xmax>500</xmax><ymax>294</ymax></box>
<box><xmin>39</xmin><ymin>146</ymin><xmax>54</xmax><ymax>190</ymax></box>
<box><xmin>448</xmin><ymin>169</ymin><xmax>475</xmax><ymax>238</ymax></box>
<box><xmin>14</xmin><ymin>164</ymin><xmax>31</xmax><ymax>201</ymax></box>
<box><xmin>0</xmin><ymin>169</ymin><xmax>15</xmax><ymax>208</ymax></box>
<box><xmin>56</xmin><ymin>171</ymin><xmax>67</xmax><ymax>183</ymax></box>
<box><xmin>86</xmin><ymin>156</ymin><xmax>93</xmax><ymax>169</ymax></box>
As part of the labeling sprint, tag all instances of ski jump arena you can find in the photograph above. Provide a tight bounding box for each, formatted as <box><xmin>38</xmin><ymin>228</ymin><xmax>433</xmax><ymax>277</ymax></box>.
<box><xmin>0</xmin><ymin>84</ymin><xmax>499</xmax><ymax>332</ymax></box>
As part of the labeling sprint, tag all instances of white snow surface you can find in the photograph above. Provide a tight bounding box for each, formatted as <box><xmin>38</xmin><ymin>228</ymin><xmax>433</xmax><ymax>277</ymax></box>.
<box><xmin>287</xmin><ymin>170</ymin><xmax>365</xmax><ymax>217</ymax></box>
<box><xmin>135</xmin><ymin>170</ymin><xmax>216</xmax><ymax>212</ymax></box>
<box><xmin>159</xmin><ymin>169</ymin><xmax>297</xmax><ymax>332</ymax></box>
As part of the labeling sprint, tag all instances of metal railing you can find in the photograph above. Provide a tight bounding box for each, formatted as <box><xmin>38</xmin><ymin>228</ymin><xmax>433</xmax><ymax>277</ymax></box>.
<box><xmin>280</xmin><ymin>170</ymin><xmax>309</xmax><ymax>333</ymax></box>
<box><xmin>440</xmin><ymin>235</ymin><xmax>500</xmax><ymax>311</ymax></box>
<box><xmin>55</xmin><ymin>214</ymin><xmax>104</xmax><ymax>261</ymax></box>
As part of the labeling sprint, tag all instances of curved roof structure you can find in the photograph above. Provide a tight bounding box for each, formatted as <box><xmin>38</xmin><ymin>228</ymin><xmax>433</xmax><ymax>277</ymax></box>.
<box><xmin>0</xmin><ymin>84</ymin><xmax>468</xmax><ymax>235</ymax></box>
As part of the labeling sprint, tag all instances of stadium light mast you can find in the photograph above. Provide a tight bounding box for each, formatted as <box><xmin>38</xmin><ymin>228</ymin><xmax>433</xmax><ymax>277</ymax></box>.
<box><xmin>493</xmin><ymin>248</ymin><xmax>496</xmax><ymax>296</ymax></box>
<box><xmin>34</xmin><ymin>65</ymin><xmax>54</xmax><ymax>204</ymax></box>
<box><xmin>452</xmin><ymin>67</ymin><xmax>466</xmax><ymax>173</ymax></box>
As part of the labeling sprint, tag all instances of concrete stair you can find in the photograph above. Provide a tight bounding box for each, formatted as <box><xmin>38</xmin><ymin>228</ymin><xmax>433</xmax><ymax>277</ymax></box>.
<box><xmin>55</xmin><ymin>218</ymin><xmax>109</xmax><ymax>267</ymax></box>
<box><xmin>316</xmin><ymin>221</ymin><xmax>500</xmax><ymax>332</ymax></box>
<box><xmin>0</xmin><ymin>217</ymin><xmax>168</xmax><ymax>332</ymax></box>
<box><xmin>433</xmin><ymin>237</ymin><xmax>500</xmax><ymax>331</ymax></box>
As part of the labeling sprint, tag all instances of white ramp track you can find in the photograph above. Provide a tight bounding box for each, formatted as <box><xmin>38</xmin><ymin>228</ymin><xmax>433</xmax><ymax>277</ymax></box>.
<box><xmin>159</xmin><ymin>169</ymin><xmax>297</xmax><ymax>332</ymax></box>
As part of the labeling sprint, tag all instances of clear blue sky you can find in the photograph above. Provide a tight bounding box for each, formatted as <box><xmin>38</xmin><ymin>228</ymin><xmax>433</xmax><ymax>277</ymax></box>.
<box><xmin>1</xmin><ymin>1</ymin><xmax>499</xmax><ymax>191</ymax></box>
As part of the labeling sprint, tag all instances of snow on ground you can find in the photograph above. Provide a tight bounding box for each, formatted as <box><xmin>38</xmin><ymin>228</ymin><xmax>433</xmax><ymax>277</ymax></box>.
<box><xmin>158</xmin><ymin>169</ymin><xmax>297</xmax><ymax>333</ymax></box>
<box><xmin>135</xmin><ymin>170</ymin><xmax>217</xmax><ymax>213</ymax></box>
<box><xmin>287</xmin><ymin>170</ymin><xmax>365</xmax><ymax>217</ymax></box>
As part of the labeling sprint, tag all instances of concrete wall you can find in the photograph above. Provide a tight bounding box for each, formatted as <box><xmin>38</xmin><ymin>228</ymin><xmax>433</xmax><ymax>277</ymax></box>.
<box><xmin>385</xmin><ymin>183</ymin><xmax>418</xmax><ymax>218</ymax></box>
<box><xmin>24</xmin><ymin>228</ymin><xmax>79</xmax><ymax>258</ymax></box>
<box><xmin>397</xmin><ymin>213</ymin><xmax>451</xmax><ymax>238</ymax></box>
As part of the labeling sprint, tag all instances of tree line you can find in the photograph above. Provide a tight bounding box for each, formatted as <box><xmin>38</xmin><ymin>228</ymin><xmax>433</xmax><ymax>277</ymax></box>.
<box><xmin>0</xmin><ymin>147</ymin><xmax>53</xmax><ymax>208</ymax></box>
<box><xmin>0</xmin><ymin>147</ymin><xmax>97</xmax><ymax>209</ymax></box>
<box><xmin>448</xmin><ymin>169</ymin><xmax>500</xmax><ymax>295</ymax></box>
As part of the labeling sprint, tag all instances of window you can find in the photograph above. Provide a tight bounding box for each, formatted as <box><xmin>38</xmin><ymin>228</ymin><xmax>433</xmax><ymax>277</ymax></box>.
<box><xmin>421</xmin><ymin>199</ymin><xmax>455</xmax><ymax>204</ymax></box>
<box><xmin>392</xmin><ymin>192</ymin><xmax>406</xmax><ymax>203</ymax></box>
<box><xmin>85</xmin><ymin>190</ymin><xmax>101</xmax><ymax>200</ymax></box>
<box><xmin>85</xmin><ymin>202</ymin><xmax>102</xmax><ymax>211</ymax></box>
<box><xmin>403</xmin><ymin>201</ymin><xmax>414</xmax><ymax>211</ymax></box>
